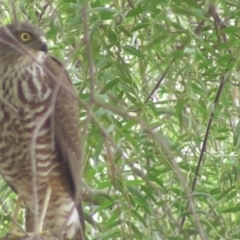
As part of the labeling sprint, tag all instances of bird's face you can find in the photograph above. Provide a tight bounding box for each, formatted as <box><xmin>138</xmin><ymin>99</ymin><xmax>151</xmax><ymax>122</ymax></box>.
<box><xmin>0</xmin><ymin>22</ymin><xmax>48</xmax><ymax>64</ymax></box>
<box><xmin>11</xmin><ymin>29</ymin><xmax>48</xmax><ymax>53</ymax></box>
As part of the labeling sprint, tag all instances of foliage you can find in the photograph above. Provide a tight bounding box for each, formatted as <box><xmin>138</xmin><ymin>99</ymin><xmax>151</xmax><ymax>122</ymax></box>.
<box><xmin>1</xmin><ymin>0</ymin><xmax>240</xmax><ymax>239</ymax></box>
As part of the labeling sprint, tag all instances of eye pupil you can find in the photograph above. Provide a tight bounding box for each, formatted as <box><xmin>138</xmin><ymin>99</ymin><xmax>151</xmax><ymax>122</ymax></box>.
<box><xmin>20</xmin><ymin>33</ymin><xmax>31</xmax><ymax>42</ymax></box>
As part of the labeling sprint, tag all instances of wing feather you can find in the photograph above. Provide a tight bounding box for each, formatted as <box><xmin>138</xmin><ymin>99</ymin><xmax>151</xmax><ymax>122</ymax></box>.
<box><xmin>44</xmin><ymin>56</ymin><xmax>84</xmax><ymax>230</ymax></box>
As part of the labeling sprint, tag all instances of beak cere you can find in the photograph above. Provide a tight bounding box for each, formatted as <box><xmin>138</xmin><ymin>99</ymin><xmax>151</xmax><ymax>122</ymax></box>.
<box><xmin>39</xmin><ymin>42</ymin><xmax>48</xmax><ymax>53</ymax></box>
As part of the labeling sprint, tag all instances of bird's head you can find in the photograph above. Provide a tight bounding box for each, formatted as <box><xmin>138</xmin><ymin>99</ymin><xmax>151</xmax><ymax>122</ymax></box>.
<box><xmin>0</xmin><ymin>22</ymin><xmax>48</xmax><ymax>64</ymax></box>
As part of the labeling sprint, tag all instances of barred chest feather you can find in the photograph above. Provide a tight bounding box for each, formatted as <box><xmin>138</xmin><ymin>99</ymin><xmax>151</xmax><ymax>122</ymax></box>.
<box><xmin>0</xmin><ymin>57</ymin><xmax>60</xmax><ymax>194</ymax></box>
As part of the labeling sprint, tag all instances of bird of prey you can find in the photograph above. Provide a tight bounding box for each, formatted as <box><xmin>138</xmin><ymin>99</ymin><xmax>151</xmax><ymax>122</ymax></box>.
<box><xmin>0</xmin><ymin>22</ymin><xmax>84</xmax><ymax>239</ymax></box>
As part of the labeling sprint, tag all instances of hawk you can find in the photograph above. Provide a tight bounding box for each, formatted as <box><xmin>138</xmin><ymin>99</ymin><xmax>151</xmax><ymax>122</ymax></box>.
<box><xmin>0</xmin><ymin>22</ymin><xmax>84</xmax><ymax>239</ymax></box>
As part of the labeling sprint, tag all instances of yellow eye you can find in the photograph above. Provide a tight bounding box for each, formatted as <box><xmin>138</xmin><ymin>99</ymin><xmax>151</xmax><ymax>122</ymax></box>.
<box><xmin>19</xmin><ymin>32</ymin><xmax>32</xmax><ymax>43</ymax></box>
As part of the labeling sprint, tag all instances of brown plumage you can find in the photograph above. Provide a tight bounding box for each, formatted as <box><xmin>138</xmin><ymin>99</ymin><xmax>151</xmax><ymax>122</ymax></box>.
<box><xmin>0</xmin><ymin>22</ymin><xmax>84</xmax><ymax>239</ymax></box>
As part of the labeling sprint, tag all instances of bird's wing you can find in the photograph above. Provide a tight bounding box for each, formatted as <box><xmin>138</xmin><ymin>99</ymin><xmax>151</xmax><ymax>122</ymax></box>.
<box><xmin>44</xmin><ymin>55</ymin><xmax>83</xmax><ymax>202</ymax></box>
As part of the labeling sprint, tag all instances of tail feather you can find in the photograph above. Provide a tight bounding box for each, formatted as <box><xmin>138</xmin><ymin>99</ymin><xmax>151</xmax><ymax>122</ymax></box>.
<box><xmin>25</xmin><ymin>200</ymin><xmax>84</xmax><ymax>240</ymax></box>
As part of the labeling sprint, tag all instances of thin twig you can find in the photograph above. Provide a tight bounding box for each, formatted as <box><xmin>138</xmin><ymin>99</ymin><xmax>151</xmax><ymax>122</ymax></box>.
<box><xmin>180</xmin><ymin>4</ymin><xmax>231</xmax><ymax>229</ymax></box>
<box><xmin>144</xmin><ymin>20</ymin><xmax>205</xmax><ymax>103</ymax></box>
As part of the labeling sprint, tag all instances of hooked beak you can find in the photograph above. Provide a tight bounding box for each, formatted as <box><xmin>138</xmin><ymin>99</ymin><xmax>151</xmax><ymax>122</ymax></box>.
<box><xmin>39</xmin><ymin>42</ymin><xmax>48</xmax><ymax>53</ymax></box>
<box><xmin>39</xmin><ymin>36</ymin><xmax>48</xmax><ymax>53</ymax></box>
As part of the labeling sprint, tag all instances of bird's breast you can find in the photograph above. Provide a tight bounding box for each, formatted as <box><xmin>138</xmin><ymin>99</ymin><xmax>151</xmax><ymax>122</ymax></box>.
<box><xmin>0</xmin><ymin>61</ymin><xmax>51</xmax><ymax>107</ymax></box>
<box><xmin>0</xmin><ymin>61</ymin><xmax>60</xmax><ymax>191</ymax></box>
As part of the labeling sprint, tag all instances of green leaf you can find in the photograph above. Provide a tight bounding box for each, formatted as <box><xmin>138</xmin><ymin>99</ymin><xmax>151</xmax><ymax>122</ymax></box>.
<box><xmin>123</xmin><ymin>45</ymin><xmax>143</xmax><ymax>57</ymax></box>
